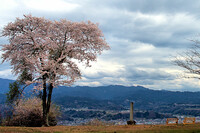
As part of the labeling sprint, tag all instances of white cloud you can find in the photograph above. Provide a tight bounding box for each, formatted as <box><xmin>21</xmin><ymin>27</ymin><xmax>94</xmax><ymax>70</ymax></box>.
<box><xmin>0</xmin><ymin>0</ymin><xmax>18</xmax><ymax>11</ymax></box>
<box><xmin>76</xmin><ymin>81</ymin><xmax>102</xmax><ymax>87</ymax></box>
<box><xmin>0</xmin><ymin>69</ymin><xmax>15</xmax><ymax>80</ymax></box>
<box><xmin>125</xmin><ymin>11</ymin><xmax>167</xmax><ymax>26</ymax></box>
<box><xmin>22</xmin><ymin>0</ymin><xmax>80</xmax><ymax>12</ymax></box>
<box><xmin>145</xmin><ymin>78</ymin><xmax>200</xmax><ymax>92</ymax></box>
<box><xmin>78</xmin><ymin>59</ymin><xmax>125</xmax><ymax>78</ymax></box>
<box><xmin>130</xmin><ymin>42</ymin><xmax>155</xmax><ymax>54</ymax></box>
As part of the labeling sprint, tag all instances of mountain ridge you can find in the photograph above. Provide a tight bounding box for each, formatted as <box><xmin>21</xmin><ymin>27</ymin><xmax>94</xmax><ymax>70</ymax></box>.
<box><xmin>1</xmin><ymin>78</ymin><xmax>200</xmax><ymax>118</ymax></box>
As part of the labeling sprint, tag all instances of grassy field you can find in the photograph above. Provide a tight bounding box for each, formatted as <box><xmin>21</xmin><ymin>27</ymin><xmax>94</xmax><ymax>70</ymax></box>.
<box><xmin>1</xmin><ymin>124</ymin><xmax>200</xmax><ymax>133</ymax></box>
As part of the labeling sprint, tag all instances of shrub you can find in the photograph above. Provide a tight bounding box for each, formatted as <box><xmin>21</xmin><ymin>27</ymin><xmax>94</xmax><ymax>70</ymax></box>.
<box><xmin>3</xmin><ymin>97</ymin><xmax>60</xmax><ymax>127</ymax></box>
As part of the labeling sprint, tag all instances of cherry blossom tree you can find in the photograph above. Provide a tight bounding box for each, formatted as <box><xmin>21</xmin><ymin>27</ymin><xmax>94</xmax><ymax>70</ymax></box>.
<box><xmin>1</xmin><ymin>15</ymin><xmax>110</xmax><ymax>126</ymax></box>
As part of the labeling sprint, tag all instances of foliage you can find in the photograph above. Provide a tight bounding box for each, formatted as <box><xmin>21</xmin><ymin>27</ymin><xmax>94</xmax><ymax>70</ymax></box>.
<box><xmin>6</xmin><ymin>68</ymin><xmax>33</xmax><ymax>105</ymax></box>
<box><xmin>2</xmin><ymin>97</ymin><xmax>60</xmax><ymax>127</ymax></box>
<box><xmin>6</xmin><ymin>81</ymin><xmax>22</xmax><ymax>104</ymax></box>
<box><xmin>1</xmin><ymin>14</ymin><xmax>109</xmax><ymax>126</ymax></box>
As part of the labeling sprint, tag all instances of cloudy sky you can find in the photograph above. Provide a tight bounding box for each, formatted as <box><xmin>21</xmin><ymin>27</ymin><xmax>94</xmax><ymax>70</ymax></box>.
<box><xmin>1</xmin><ymin>0</ymin><xmax>200</xmax><ymax>91</ymax></box>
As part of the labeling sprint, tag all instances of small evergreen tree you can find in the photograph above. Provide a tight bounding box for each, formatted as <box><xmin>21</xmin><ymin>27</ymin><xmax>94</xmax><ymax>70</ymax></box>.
<box><xmin>6</xmin><ymin>81</ymin><xmax>22</xmax><ymax>105</ymax></box>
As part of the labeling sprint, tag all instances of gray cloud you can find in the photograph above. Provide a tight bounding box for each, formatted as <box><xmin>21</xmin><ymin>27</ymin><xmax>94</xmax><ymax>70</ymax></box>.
<box><xmin>85</xmin><ymin>0</ymin><xmax>200</xmax><ymax>14</ymax></box>
<box><xmin>60</xmin><ymin>1</ymin><xmax>200</xmax><ymax>49</ymax></box>
<box><xmin>1</xmin><ymin>0</ymin><xmax>200</xmax><ymax>91</ymax></box>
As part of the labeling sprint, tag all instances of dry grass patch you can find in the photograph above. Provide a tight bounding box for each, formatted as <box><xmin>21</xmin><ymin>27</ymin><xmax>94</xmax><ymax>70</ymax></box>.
<box><xmin>0</xmin><ymin>123</ymin><xmax>200</xmax><ymax>133</ymax></box>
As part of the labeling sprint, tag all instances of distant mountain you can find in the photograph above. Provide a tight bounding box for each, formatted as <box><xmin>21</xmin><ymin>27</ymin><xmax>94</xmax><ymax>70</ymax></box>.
<box><xmin>51</xmin><ymin>85</ymin><xmax>200</xmax><ymax>110</ymax></box>
<box><xmin>1</xmin><ymin>78</ymin><xmax>200</xmax><ymax>114</ymax></box>
<box><xmin>1</xmin><ymin>78</ymin><xmax>200</xmax><ymax>105</ymax></box>
<box><xmin>0</xmin><ymin>93</ymin><xmax>6</xmax><ymax>104</ymax></box>
<box><xmin>124</xmin><ymin>89</ymin><xmax>200</xmax><ymax>104</ymax></box>
<box><xmin>53</xmin><ymin>96</ymin><xmax>125</xmax><ymax>110</ymax></box>
<box><xmin>52</xmin><ymin>85</ymin><xmax>147</xmax><ymax>100</ymax></box>
<box><xmin>0</xmin><ymin>78</ymin><xmax>14</xmax><ymax>94</ymax></box>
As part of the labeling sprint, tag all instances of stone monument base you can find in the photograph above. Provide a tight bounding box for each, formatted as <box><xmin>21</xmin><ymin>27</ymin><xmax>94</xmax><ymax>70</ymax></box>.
<box><xmin>127</xmin><ymin>120</ymin><xmax>136</xmax><ymax>125</ymax></box>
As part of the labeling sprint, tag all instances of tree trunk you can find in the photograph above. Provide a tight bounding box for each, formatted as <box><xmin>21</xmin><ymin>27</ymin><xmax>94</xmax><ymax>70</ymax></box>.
<box><xmin>42</xmin><ymin>76</ymin><xmax>49</xmax><ymax>126</ymax></box>
<box><xmin>42</xmin><ymin>81</ymin><xmax>54</xmax><ymax>127</ymax></box>
<box><xmin>47</xmin><ymin>83</ymin><xmax>53</xmax><ymax>114</ymax></box>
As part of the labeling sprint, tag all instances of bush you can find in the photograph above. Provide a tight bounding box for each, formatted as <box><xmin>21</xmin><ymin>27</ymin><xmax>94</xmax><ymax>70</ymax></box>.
<box><xmin>3</xmin><ymin>97</ymin><xmax>60</xmax><ymax>127</ymax></box>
